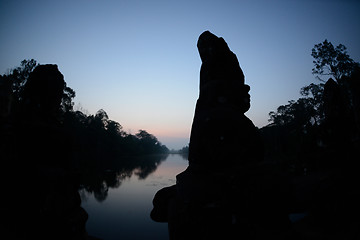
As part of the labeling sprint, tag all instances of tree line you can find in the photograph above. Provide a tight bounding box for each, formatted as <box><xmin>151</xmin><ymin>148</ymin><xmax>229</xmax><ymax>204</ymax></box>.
<box><xmin>0</xmin><ymin>60</ymin><xmax>170</xmax><ymax>238</ymax></box>
<box><xmin>0</xmin><ymin>60</ymin><xmax>169</xmax><ymax>167</ymax></box>
<box><xmin>262</xmin><ymin>39</ymin><xmax>360</xmax><ymax>174</ymax></box>
<box><xmin>0</xmin><ymin>60</ymin><xmax>170</xmax><ymax>205</ymax></box>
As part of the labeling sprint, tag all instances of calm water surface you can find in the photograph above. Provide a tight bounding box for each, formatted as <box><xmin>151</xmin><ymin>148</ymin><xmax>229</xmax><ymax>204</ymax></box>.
<box><xmin>80</xmin><ymin>154</ymin><xmax>188</xmax><ymax>240</ymax></box>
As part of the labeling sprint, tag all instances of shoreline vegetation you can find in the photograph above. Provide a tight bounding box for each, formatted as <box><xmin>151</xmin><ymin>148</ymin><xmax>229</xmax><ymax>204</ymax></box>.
<box><xmin>0</xmin><ymin>39</ymin><xmax>359</xmax><ymax>239</ymax></box>
<box><xmin>0</xmin><ymin>61</ymin><xmax>170</xmax><ymax>239</ymax></box>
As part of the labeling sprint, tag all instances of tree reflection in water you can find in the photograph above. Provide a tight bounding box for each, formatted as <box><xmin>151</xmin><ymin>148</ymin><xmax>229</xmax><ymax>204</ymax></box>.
<box><xmin>79</xmin><ymin>154</ymin><xmax>168</xmax><ymax>202</ymax></box>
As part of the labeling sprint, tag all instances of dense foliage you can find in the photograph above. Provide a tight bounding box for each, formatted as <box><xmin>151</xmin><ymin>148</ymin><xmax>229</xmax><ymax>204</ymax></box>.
<box><xmin>264</xmin><ymin>40</ymin><xmax>360</xmax><ymax>173</ymax></box>
<box><xmin>0</xmin><ymin>59</ymin><xmax>169</xmax><ymax>164</ymax></box>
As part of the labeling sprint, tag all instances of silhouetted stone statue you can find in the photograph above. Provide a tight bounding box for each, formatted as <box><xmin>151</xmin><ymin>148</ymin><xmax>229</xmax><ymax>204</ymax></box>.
<box><xmin>0</xmin><ymin>76</ymin><xmax>13</xmax><ymax>121</ymax></box>
<box><xmin>1</xmin><ymin>65</ymin><xmax>89</xmax><ymax>239</ymax></box>
<box><xmin>151</xmin><ymin>31</ymin><xmax>291</xmax><ymax>240</ymax></box>
<box><xmin>21</xmin><ymin>64</ymin><xmax>65</xmax><ymax>121</ymax></box>
<box><xmin>188</xmin><ymin>31</ymin><xmax>261</xmax><ymax>169</ymax></box>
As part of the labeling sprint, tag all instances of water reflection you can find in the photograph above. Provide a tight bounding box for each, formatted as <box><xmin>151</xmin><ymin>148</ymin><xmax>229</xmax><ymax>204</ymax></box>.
<box><xmin>79</xmin><ymin>154</ymin><xmax>169</xmax><ymax>202</ymax></box>
<box><xmin>80</xmin><ymin>154</ymin><xmax>188</xmax><ymax>240</ymax></box>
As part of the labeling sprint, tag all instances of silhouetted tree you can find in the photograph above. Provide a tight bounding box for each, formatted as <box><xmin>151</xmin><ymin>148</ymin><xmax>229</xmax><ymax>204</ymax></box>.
<box><xmin>269</xmin><ymin>83</ymin><xmax>324</xmax><ymax>129</ymax></box>
<box><xmin>10</xmin><ymin>59</ymin><xmax>38</xmax><ymax>101</ymax></box>
<box><xmin>312</xmin><ymin>39</ymin><xmax>359</xmax><ymax>82</ymax></box>
<box><xmin>61</xmin><ymin>86</ymin><xmax>76</xmax><ymax>112</ymax></box>
<box><xmin>135</xmin><ymin>129</ymin><xmax>169</xmax><ymax>155</ymax></box>
<box><xmin>89</xmin><ymin>109</ymin><xmax>109</xmax><ymax>131</ymax></box>
<box><xmin>266</xmin><ymin>40</ymin><xmax>360</xmax><ymax>173</ymax></box>
<box><xmin>1</xmin><ymin>59</ymin><xmax>170</xmax><ymax>203</ymax></box>
<box><xmin>178</xmin><ymin>144</ymin><xmax>189</xmax><ymax>159</ymax></box>
<box><xmin>107</xmin><ymin>119</ymin><xmax>125</xmax><ymax>137</ymax></box>
<box><xmin>270</xmin><ymin>40</ymin><xmax>359</xmax><ymax>128</ymax></box>
<box><xmin>269</xmin><ymin>100</ymin><xmax>297</xmax><ymax>126</ymax></box>
<box><xmin>299</xmin><ymin>83</ymin><xmax>325</xmax><ymax>125</ymax></box>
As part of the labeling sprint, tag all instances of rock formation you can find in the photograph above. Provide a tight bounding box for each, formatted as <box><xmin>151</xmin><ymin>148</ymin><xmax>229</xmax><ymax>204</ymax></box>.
<box><xmin>151</xmin><ymin>31</ymin><xmax>291</xmax><ymax>239</ymax></box>
<box><xmin>1</xmin><ymin>65</ymin><xmax>90</xmax><ymax>239</ymax></box>
<box><xmin>150</xmin><ymin>31</ymin><xmax>360</xmax><ymax>240</ymax></box>
<box><xmin>188</xmin><ymin>31</ymin><xmax>262</xmax><ymax>169</ymax></box>
<box><xmin>21</xmin><ymin>64</ymin><xmax>66</xmax><ymax>120</ymax></box>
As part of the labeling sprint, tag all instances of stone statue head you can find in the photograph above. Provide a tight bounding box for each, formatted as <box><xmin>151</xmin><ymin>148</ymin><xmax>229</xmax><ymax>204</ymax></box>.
<box><xmin>197</xmin><ymin>31</ymin><xmax>250</xmax><ymax>113</ymax></box>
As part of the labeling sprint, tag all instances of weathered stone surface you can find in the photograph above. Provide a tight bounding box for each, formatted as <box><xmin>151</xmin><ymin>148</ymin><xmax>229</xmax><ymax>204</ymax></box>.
<box><xmin>188</xmin><ymin>31</ymin><xmax>261</xmax><ymax>168</ymax></box>
<box><xmin>151</xmin><ymin>31</ymin><xmax>285</xmax><ymax>240</ymax></box>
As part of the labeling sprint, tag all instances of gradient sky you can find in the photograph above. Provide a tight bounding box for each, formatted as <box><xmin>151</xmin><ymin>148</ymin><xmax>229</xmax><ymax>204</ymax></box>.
<box><xmin>1</xmin><ymin>0</ymin><xmax>359</xmax><ymax>149</ymax></box>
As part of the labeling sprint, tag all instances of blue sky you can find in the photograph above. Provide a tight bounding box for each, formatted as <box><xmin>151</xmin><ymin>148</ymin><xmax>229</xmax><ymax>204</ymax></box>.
<box><xmin>1</xmin><ymin>0</ymin><xmax>359</xmax><ymax>149</ymax></box>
